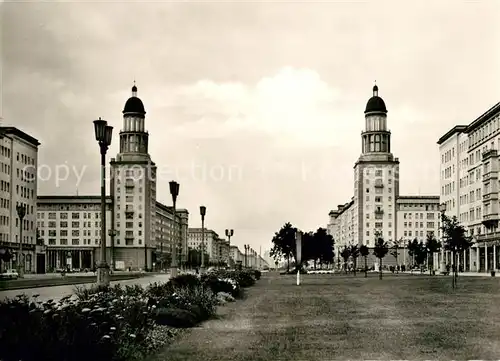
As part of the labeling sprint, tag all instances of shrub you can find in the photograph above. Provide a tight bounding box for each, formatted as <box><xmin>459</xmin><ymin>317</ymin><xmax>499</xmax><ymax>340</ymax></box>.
<box><xmin>201</xmin><ymin>274</ymin><xmax>239</xmax><ymax>297</ymax></box>
<box><xmin>254</xmin><ymin>270</ymin><xmax>262</xmax><ymax>280</ymax></box>
<box><xmin>168</xmin><ymin>274</ymin><xmax>201</xmax><ymax>289</ymax></box>
<box><xmin>0</xmin><ymin>270</ymin><xmax>258</xmax><ymax>361</ymax></box>
<box><xmin>154</xmin><ymin>307</ymin><xmax>198</xmax><ymax>328</ymax></box>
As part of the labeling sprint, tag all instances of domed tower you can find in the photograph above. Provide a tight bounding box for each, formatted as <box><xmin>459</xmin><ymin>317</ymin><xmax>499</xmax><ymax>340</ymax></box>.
<box><xmin>362</xmin><ymin>84</ymin><xmax>390</xmax><ymax>154</ymax></box>
<box><xmin>119</xmin><ymin>84</ymin><xmax>149</xmax><ymax>156</ymax></box>
<box><xmin>110</xmin><ymin>83</ymin><xmax>157</xmax><ymax>272</ymax></box>
<box><xmin>353</xmin><ymin>83</ymin><xmax>399</xmax><ymax>252</ymax></box>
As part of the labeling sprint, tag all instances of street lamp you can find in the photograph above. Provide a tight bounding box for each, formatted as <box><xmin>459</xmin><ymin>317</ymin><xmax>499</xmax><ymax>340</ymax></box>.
<box><xmin>93</xmin><ymin>117</ymin><xmax>113</xmax><ymax>286</ymax></box>
<box><xmin>225</xmin><ymin>229</ymin><xmax>234</xmax><ymax>266</ymax></box>
<box><xmin>200</xmin><ymin>206</ymin><xmax>206</xmax><ymax>273</ymax></box>
<box><xmin>108</xmin><ymin>228</ymin><xmax>117</xmax><ymax>272</ymax></box>
<box><xmin>244</xmin><ymin>244</ymin><xmax>249</xmax><ymax>268</ymax></box>
<box><xmin>439</xmin><ymin>202</ymin><xmax>447</xmax><ymax>274</ymax></box>
<box><xmin>16</xmin><ymin>204</ymin><xmax>26</xmax><ymax>278</ymax></box>
<box><xmin>169</xmin><ymin>181</ymin><xmax>179</xmax><ymax>277</ymax></box>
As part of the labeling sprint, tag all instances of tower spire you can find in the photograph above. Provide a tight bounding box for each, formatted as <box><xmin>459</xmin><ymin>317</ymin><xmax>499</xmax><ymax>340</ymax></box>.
<box><xmin>132</xmin><ymin>80</ymin><xmax>137</xmax><ymax>97</ymax></box>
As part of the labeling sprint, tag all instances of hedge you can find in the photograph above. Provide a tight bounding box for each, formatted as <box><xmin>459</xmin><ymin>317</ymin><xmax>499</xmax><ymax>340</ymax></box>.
<box><xmin>0</xmin><ymin>269</ymin><xmax>259</xmax><ymax>361</ymax></box>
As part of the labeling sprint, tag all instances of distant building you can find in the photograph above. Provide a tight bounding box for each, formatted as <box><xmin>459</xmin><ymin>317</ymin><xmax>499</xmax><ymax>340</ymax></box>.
<box><xmin>0</xmin><ymin>127</ymin><xmax>41</xmax><ymax>273</ymax></box>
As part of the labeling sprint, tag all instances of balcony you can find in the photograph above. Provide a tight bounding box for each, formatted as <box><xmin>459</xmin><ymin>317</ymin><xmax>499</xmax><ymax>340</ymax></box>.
<box><xmin>483</xmin><ymin>171</ymin><xmax>498</xmax><ymax>181</ymax></box>
<box><xmin>374</xmin><ymin>179</ymin><xmax>384</xmax><ymax>188</ymax></box>
<box><xmin>482</xmin><ymin>149</ymin><xmax>498</xmax><ymax>161</ymax></box>
<box><xmin>125</xmin><ymin>179</ymin><xmax>135</xmax><ymax>188</ymax></box>
<box><xmin>125</xmin><ymin>205</ymin><xmax>134</xmax><ymax>214</ymax></box>
<box><xmin>374</xmin><ymin>208</ymin><xmax>384</xmax><ymax>215</ymax></box>
<box><xmin>483</xmin><ymin>192</ymin><xmax>499</xmax><ymax>202</ymax></box>
<box><xmin>475</xmin><ymin>231</ymin><xmax>500</xmax><ymax>243</ymax></box>
<box><xmin>482</xmin><ymin>213</ymin><xmax>499</xmax><ymax>229</ymax></box>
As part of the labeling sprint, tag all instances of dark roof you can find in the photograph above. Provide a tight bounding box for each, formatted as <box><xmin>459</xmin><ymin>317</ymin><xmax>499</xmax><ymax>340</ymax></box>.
<box><xmin>436</xmin><ymin>125</ymin><xmax>467</xmax><ymax>145</ymax></box>
<box><xmin>123</xmin><ymin>85</ymin><xmax>146</xmax><ymax>114</ymax></box>
<box><xmin>123</xmin><ymin>97</ymin><xmax>145</xmax><ymax>114</ymax></box>
<box><xmin>1</xmin><ymin>127</ymin><xmax>40</xmax><ymax>146</ymax></box>
<box><xmin>364</xmin><ymin>85</ymin><xmax>387</xmax><ymax>114</ymax></box>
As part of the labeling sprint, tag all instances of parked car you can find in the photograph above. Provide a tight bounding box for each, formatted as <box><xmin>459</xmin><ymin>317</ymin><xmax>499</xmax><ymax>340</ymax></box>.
<box><xmin>1</xmin><ymin>269</ymin><xmax>19</xmax><ymax>279</ymax></box>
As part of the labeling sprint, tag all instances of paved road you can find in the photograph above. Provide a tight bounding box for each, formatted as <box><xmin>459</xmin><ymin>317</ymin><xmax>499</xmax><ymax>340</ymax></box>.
<box><xmin>0</xmin><ymin>274</ymin><xmax>172</xmax><ymax>302</ymax></box>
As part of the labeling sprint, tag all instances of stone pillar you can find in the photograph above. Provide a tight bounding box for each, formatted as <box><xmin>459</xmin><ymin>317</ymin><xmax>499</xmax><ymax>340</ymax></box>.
<box><xmin>463</xmin><ymin>250</ymin><xmax>466</xmax><ymax>272</ymax></box>
<box><xmin>476</xmin><ymin>247</ymin><xmax>480</xmax><ymax>272</ymax></box>
<box><xmin>494</xmin><ymin>245</ymin><xmax>497</xmax><ymax>271</ymax></box>
<box><xmin>469</xmin><ymin>248</ymin><xmax>473</xmax><ymax>272</ymax></box>
<box><xmin>485</xmin><ymin>244</ymin><xmax>488</xmax><ymax>272</ymax></box>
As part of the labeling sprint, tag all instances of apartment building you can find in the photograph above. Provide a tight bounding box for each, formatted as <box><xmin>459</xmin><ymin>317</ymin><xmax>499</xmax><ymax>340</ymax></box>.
<box><xmin>327</xmin><ymin>85</ymin><xmax>439</xmax><ymax>269</ymax></box>
<box><xmin>37</xmin><ymin>196</ymin><xmax>112</xmax><ymax>271</ymax></box>
<box><xmin>0</xmin><ymin>127</ymin><xmax>40</xmax><ymax>273</ymax></box>
<box><xmin>187</xmin><ymin>228</ymin><xmax>220</xmax><ymax>263</ymax></box>
<box><xmin>438</xmin><ymin>102</ymin><xmax>500</xmax><ymax>272</ymax></box>
<box><xmin>37</xmin><ymin>196</ymin><xmax>188</xmax><ymax>271</ymax></box>
<box><xmin>154</xmin><ymin>202</ymin><xmax>188</xmax><ymax>269</ymax></box>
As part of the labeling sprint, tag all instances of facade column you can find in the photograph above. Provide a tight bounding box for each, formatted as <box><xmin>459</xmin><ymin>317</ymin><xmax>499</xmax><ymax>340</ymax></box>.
<box><xmin>476</xmin><ymin>247</ymin><xmax>480</xmax><ymax>272</ymax></box>
<box><xmin>463</xmin><ymin>250</ymin><xmax>466</xmax><ymax>272</ymax></box>
<box><xmin>469</xmin><ymin>248</ymin><xmax>473</xmax><ymax>272</ymax></box>
<box><xmin>494</xmin><ymin>245</ymin><xmax>497</xmax><ymax>271</ymax></box>
<box><xmin>485</xmin><ymin>244</ymin><xmax>488</xmax><ymax>272</ymax></box>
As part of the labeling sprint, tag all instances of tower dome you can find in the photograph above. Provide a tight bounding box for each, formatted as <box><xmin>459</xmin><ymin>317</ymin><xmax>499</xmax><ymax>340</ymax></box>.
<box><xmin>123</xmin><ymin>84</ymin><xmax>146</xmax><ymax>115</ymax></box>
<box><xmin>364</xmin><ymin>84</ymin><xmax>387</xmax><ymax>114</ymax></box>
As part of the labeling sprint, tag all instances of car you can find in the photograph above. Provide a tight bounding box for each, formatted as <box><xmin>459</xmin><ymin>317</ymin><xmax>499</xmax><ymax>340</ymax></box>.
<box><xmin>1</xmin><ymin>269</ymin><xmax>19</xmax><ymax>279</ymax></box>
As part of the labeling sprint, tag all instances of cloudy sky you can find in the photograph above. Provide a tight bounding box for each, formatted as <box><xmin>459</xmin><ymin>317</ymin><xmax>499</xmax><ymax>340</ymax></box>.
<box><xmin>2</xmin><ymin>0</ymin><xmax>499</xmax><ymax>254</ymax></box>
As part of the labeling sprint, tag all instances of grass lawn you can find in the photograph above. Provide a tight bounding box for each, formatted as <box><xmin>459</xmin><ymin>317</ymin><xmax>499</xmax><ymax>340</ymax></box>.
<box><xmin>148</xmin><ymin>272</ymin><xmax>500</xmax><ymax>360</ymax></box>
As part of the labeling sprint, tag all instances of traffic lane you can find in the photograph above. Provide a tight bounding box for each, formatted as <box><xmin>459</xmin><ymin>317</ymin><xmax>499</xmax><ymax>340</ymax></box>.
<box><xmin>0</xmin><ymin>274</ymin><xmax>172</xmax><ymax>302</ymax></box>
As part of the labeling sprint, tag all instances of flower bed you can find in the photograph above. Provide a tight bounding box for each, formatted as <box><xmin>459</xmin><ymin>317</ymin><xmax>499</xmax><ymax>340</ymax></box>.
<box><xmin>0</xmin><ymin>270</ymin><xmax>258</xmax><ymax>361</ymax></box>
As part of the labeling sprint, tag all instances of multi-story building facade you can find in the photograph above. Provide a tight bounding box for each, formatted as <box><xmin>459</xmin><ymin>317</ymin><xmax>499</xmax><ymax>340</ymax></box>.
<box><xmin>0</xmin><ymin>127</ymin><xmax>41</xmax><ymax>273</ymax></box>
<box><xmin>109</xmin><ymin>84</ymin><xmax>157</xmax><ymax>270</ymax></box>
<box><xmin>187</xmin><ymin>228</ymin><xmax>220</xmax><ymax>263</ymax></box>
<box><xmin>37</xmin><ymin>196</ymin><xmax>112</xmax><ymax>271</ymax></box>
<box><xmin>438</xmin><ymin>102</ymin><xmax>500</xmax><ymax>273</ymax></box>
<box><xmin>37</xmin><ymin>196</ymin><xmax>188</xmax><ymax>271</ymax></box>
<box><xmin>36</xmin><ymin>84</ymin><xmax>190</xmax><ymax>272</ymax></box>
<box><xmin>328</xmin><ymin>85</ymin><xmax>440</xmax><ymax>269</ymax></box>
<box><xmin>154</xmin><ymin>202</ymin><xmax>189</xmax><ymax>270</ymax></box>
<box><xmin>230</xmin><ymin>245</ymin><xmax>244</xmax><ymax>265</ymax></box>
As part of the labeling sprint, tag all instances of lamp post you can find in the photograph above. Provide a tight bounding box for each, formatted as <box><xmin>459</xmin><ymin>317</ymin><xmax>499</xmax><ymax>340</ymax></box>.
<box><xmin>169</xmin><ymin>181</ymin><xmax>179</xmax><ymax>278</ymax></box>
<box><xmin>93</xmin><ymin>118</ymin><xmax>113</xmax><ymax>286</ymax></box>
<box><xmin>439</xmin><ymin>202</ymin><xmax>447</xmax><ymax>274</ymax></box>
<box><xmin>16</xmin><ymin>204</ymin><xmax>26</xmax><ymax>278</ymax></box>
<box><xmin>244</xmin><ymin>244</ymin><xmax>249</xmax><ymax>268</ymax></box>
<box><xmin>200</xmin><ymin>206</ymin><xmax>206</xmax><ymax>273</ymax></box>
<box><xmin>225</xmin><ymin>229</ymin><xmax>233</xmax><ymax>267</ymax></box>
<box><xmin>108</xmin><ymin>229</ymin><xmax>117</xmax><ymax>272</ymax></box>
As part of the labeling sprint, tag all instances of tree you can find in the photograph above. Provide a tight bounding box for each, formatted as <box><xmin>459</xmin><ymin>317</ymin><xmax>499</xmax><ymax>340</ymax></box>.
<box><xmin>414</xmin><ymin>241</ymin><xmax>428</xmax><ymax>273</ymax></box>
<box><xmin>270</xmin><ymin>222</ymin><xmax>297</xmax><ymax>272</ymax></box>
<box><xmin>441</xmin><ymin>214</ymin><xmax>474</xmax><ymax>289</ymax></box>
<box><xmin>359</xmin><ymin>245</ymin><xmax>369</xmax><ymax>278</ymax></box>
<box><xmin>340</xmin><ymin>247</ymin><xmax>350</xmax><ymax>274</ymax></box>
<box><xmin>316</xmin><ymin>228</ymin><xmax>335</xmax><ymax>268</ymax></box>
<box><xmin>425</xmin><ymin>232</ymin><xmax>441</xmax><ymax>275</ymax></box>
<box><xmin>373</xmin><ymin>232</ymin><xmax>389</xmax><ymax>280</ymax></box>
<box><xmin>407</xmin><ymin>238</ymin><xmax>419</xmax><ymax>268</ymax></box>
<box><xmin>390</xmin><ymin>238</ymin><xmax>403</xmax><ymax>273</ymax></box>
<box><xmin>348</xmin><ymin>244</ymin><xmax>360</xmax><ymax>276</ymax></box>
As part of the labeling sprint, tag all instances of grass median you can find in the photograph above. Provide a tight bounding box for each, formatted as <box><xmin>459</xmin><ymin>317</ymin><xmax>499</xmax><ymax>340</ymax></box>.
<box><xmin>148</xmin><ymin>272</ymin><xmax>500</xmax><ymax>360</ymax></box>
